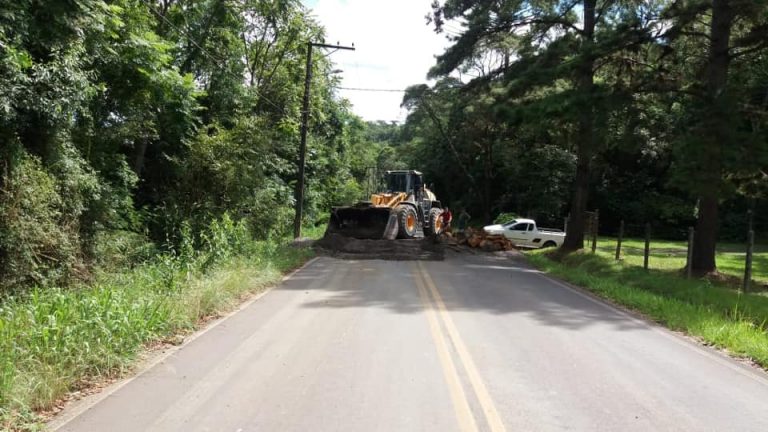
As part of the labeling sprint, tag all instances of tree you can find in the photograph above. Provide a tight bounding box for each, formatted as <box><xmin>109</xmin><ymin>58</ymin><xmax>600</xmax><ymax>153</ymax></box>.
<box><xmin>664</xmin><ymin>0</ymin><xmax>768</xmax><ymax>274</ymax></box>
<box><xmin>0</xmin><ymin>0</ymin><xmax>382</xmax><ymax>290</ymax></box>
<box><xmin>425</xmin><ymin>0</ymin><xmax>661</xmax><ymax>248</ymax></box>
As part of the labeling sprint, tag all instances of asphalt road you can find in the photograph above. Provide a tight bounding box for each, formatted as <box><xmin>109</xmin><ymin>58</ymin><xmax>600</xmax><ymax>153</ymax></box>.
<box><xmin>54</xmin><ymin>251</ymin><xmax>768</xmax><ymax>432</ymax></box>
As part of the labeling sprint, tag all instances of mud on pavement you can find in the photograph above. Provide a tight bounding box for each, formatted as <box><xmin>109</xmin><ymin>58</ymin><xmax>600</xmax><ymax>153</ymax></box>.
<box><xmin>314</xmin><ymin>233</ymin><xmax>444</xmax><ymax>260</ymax></box>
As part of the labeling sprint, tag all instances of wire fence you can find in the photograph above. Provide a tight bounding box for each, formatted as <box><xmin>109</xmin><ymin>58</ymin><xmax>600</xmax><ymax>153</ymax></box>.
<box><xmin>576</xmin><ymin>211</ymin><xmax>765</xmax><ymax>292</ymax></box>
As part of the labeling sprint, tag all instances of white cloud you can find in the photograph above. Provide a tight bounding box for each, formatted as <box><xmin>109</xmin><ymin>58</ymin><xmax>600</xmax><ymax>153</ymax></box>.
<box><xmin>303</xmin><ymin>0</ymin><xmax>452</xmax><ymax>122</ymax></box>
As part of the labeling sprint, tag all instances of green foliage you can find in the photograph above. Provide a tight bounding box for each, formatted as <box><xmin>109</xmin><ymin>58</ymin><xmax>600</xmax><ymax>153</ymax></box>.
<box><xmin>0</xmin><ymin>0</ymin><xmax>389</xmax><ymax>292</ymax></box>
<box><xmin>0</xmin><ymin>214</ymin><xmax>313</xmax><ymax>426</ymax></box>
<box><xmin>0</xmin><ymin>2</ymin><xmax>396</xmax><ymax>425</ymax></box>
<box><xmin>407</xmin><ymin>0</ymin><xmax>768</xmax><ymax>254</ymax></box>
<box><xmin>92</xmin><ymin>230</ymin><xmax>157</xmax><ymax>270</ymax></box>
<box><xmin>0</xmin><ymin>151</ymin><xmax>83</xmax><ymax>291</ymax></box>
<box><xmin>493</xmin><ymin>212</ymin><xmax>519</xmax><ymax>224</ymax></box>
<box><xmin>173</xmin><ymin>118</ymin><xmax>296</xmax><ymax>240</ymax></box>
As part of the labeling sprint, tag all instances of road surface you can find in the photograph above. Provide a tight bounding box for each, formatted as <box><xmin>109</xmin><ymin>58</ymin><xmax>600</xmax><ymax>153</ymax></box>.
<box><xmin>53</xmin><ymin>251</ymin><xmax>768</xmax><ymax>431</ymax></box>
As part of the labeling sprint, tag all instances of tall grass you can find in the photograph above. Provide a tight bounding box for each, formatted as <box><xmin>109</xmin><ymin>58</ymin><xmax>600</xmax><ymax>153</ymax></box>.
<box><xmin>0</xmin><ymin>217</ymin><xmax>313</xmax><ymax>430</ymax></box>
<box><xmin>527</xmin><ymin>251</ymin><xmax>768</xmax><ymax>368</ymax></box>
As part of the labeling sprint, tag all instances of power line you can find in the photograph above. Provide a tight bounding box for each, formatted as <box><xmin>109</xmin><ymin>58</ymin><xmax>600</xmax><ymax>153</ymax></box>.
<box><xmin>140</xmin><ymin>1</ymin><xmax>409</xmax><ymax>126</ymax></box>
<box><xmin>337</xmin><ymin>87</ymin><xmax>406</xmax><ymax>92</ymax></box>
<box><xmin>443</xmin><ymin>25</ymin><xmax>464</xmax><ymax>34</ymax></box>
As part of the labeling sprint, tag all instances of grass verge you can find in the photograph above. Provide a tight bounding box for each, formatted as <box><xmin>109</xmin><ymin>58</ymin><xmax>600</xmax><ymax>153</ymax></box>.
<box><xmin>0</xmin><ymin>240</ymin><xmax>313</xmax><ymax>431</ymax></box>
<box><xmin>526</xmin><ymin>250</ymin><xmax>768</xmax><ymax>369</ymax></box>
<box><xmin>595</xmin><ymin>237</ymin><xmax>768</xmax><ymax>286</ymax></box>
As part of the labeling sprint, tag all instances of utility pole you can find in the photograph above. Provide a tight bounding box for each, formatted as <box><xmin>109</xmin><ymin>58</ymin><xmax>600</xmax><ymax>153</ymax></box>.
<box><xmin>294</xmin><ymin>41</ymin><xmax>355</xmax><ymax>239</ymax></box>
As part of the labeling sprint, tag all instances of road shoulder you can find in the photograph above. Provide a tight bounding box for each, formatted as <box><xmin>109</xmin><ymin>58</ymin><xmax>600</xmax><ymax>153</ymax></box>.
<box><xmin>47</xmin><ymin>257</ymin><xmax>319</xmax><ymax>431</ymax></box>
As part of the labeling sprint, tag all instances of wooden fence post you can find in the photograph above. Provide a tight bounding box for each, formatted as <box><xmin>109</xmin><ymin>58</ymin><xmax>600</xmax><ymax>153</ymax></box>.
<box><xmin>744</xmin><ymin>230</ymin><xmax>754</xmax><ymax>293</ymax></box>
<box><xmin>686</xmin><ymin>227</ymin><xmax>694</xmax><ymax>279</ymax></box>
<box><xmin>615</xmin><ymin>220</ymin><xmax>624</xmax><ymax>261</ymax></box>
<box><xmin>644</xmin><ymin>223</ymin><xmax>651</xmax><ymax>270</ymax></box>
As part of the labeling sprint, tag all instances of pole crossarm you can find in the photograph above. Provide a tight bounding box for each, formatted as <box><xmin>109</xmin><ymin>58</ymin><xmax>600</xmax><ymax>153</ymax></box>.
<box><xmin>311</xmin><ymin>42</ymin><xmax>355</xmax><ymax>50</ymax></box>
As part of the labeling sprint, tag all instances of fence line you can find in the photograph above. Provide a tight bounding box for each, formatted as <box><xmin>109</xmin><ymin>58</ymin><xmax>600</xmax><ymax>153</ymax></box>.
<box><xmin>594</xmin><ymin>215</ymin><xmax>759</xmax><ymax>289</ymax></box>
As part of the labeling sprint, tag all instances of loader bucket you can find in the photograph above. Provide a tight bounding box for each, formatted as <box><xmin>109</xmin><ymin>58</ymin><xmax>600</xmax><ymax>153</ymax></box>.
<box><xmin>326</xmin><ymin>206</ymin><xmax>399</xmax><ymax>240</ymax></box>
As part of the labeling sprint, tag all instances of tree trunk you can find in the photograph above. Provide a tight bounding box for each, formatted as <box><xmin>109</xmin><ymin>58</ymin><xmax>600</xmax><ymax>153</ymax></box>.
<box><xmin>562</xmin><ymin>0</ymin><xmax>596</xmax><ymax>252</ymax></box>
<box><xmin>0</xmin><ymin>146</ymin><xmax>8</xmax><ymax>192</ymax></box>
<box><xmin>133</xmin><ymin>139</ymin><xmax>149</xmax><ymax>178</ymax></box>
<box><xmin>483</xmin><ymin>174</ymin><xmax>491</xmax><ymax>224</ymax></box>
<box><xmin>692</xmin><ymin>195</ymin><xmax>718</xmax><ymax>272</ymax></box>
<box><xmin>482</xmin><ymin>139</ymin><xmax>494</xmax><ymax>224</ymax></box>
<box><xmin>562</xmin><ymin>132</ymin><xmax>592</xmax><ymax>251</ymax></box>
<box><xmin>691</xmin><ymin>0</ymin><xmax>733</xmax><ymax>274</ymax></box>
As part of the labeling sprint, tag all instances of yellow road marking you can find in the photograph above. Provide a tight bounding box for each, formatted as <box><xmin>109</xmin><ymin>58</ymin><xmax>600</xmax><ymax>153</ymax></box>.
<box><xmin>418</xmin><ymin>261</ymin><xmax>508</xmax><ymax>432</ymax></box>
<box><xmin>413</xmin><ymin>264</ymin><xmax>479</xmax><ymax>432</ymax></box>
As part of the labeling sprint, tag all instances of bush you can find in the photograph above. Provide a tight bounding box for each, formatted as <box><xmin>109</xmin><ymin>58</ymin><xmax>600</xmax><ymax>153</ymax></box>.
<box><xmin>0</xmin><ymin>153</ymin><xmax>81</xmax><ymax>291</ymax></box>
<box><xmin>167</xmin><ymin>121</ymin><xmax>297</xmax><ymax>242</ymax></box>
<box><xmin>92</xmin><ymin>230</ymin><xmax>157</xmax><ymax>270</ymax></box>
<box><xmin>0</xmin><ymin>213</ymin><xmax>313</xmax><ymax>427</ymax></box>
<box><xmin>493</xmin><ymin>212</ymin><xmax>520</xmax><ymax>224</ymax></box>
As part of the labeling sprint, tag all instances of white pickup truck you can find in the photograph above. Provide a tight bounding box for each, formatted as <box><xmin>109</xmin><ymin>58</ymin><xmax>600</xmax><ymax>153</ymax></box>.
<box><xmin>483</xmin><ymin>218</ymin><xmax>565</xmax><ymax>249</ymax></box>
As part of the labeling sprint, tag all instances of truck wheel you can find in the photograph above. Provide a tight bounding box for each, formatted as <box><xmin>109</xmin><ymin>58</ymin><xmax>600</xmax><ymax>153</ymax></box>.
<box><xmin>542</xmin><ymin>241</ymin><xmax>557</xmax><ymax>248</ymax></box>
<box><xmin>428</xmin><ymin>208</ymin><xmax>443</xmax><ymax>236</ymax></box>
<box><xmin>396</xmin><ymin>205</ymin><xmax>418</xmax><ymax>239</ymax></box>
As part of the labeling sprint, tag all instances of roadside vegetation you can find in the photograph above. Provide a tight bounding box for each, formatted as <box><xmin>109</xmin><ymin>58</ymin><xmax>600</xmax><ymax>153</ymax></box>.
<box><xmin>402</xmin><ymin>0</ymin><xmax>768</xmax><ymax>361</ymax></box>
<box><xmin>0</xmin><ymin>2</ymin><xmax>387</xmax><ymax>430</ymax></box>
<box><xmin>400</xmin><ymin>1</ymin><xmax>767</xmax><ymax>275</ymax></box>
<box><xmin>527</xmin><ymin>250</ymin><xmax>768</xmax><ymax>368</ymax></box>
<box><xmin>1</xmin><ymin>0</ymin><xmax>767</xmax><ymax>428</ymax></box>
<box><xmin>0</xmin><ymin>217</ymin><xmax>314</xmax><ymax>429</ymax></box>
<box><xmin>596</xmin><ymin>238</ymin><xmax>768</xmax><ymax>286</ymax></box>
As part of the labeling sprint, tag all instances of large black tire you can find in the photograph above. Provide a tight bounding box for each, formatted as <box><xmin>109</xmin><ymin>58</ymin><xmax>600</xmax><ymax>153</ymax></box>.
<box><xmin>396</xmin><ymin>205</ymin><xmax>418</xmax><ymax>239</ymax></box>
<box><xmin>542</xmin><ymin>240</ymin><xmax>557</xmax><ymax>248</ymax></box>
<box><xmin>428</xmin><ymin>207</ymin><xmax>444</xmax><ymax>236</ymax></box>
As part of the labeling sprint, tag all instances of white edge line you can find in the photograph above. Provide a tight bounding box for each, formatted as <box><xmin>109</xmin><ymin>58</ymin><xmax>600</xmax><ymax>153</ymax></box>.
<box><xmin>49</xmin><ymin>256</ymin><xmax>321</xmax><ymax>431</ymax></box>
<box><xmin>533</xmin><ymin>270</ymin><xmax>768</xmax><ymax>387</ymax></box>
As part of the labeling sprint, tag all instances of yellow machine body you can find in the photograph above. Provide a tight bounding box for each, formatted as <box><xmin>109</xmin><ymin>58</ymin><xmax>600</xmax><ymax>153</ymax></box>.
<box><xmin>325</xmin><ymin>171</ymin><xmax>442</xmax><ymax>240</ymax></box>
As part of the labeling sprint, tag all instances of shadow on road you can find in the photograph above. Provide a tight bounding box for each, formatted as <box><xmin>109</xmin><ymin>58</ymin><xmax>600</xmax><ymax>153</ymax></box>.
<box><xmin>280</xmin><ymin>252</ymin><xmax>647</xmax><ymax>333</ymax></box>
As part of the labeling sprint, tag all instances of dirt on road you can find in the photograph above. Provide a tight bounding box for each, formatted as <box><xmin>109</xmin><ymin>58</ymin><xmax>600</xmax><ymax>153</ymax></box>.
<box><xmin>314</xmin><ymin>233</ymin><xmax>445</xmax><ymax>260</ymax></box>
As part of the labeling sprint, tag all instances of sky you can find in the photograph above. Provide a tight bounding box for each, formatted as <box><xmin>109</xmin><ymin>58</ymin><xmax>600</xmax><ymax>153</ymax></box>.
<box><xmin>302</xmin><ymin>0</ymin><xmax>453</xmax><ymax>122</ymax></box>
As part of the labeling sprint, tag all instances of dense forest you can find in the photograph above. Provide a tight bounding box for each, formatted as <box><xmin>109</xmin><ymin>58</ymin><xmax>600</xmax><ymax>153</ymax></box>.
<box><xmin>2</xmin><ymin>0</ymin><xmax>767</xmax><ymax>293</ymax></box>
<box><xmin>391</xmin><ymin>0</ymin><xmax>768</xmax><ymax>274</ymax></box>
<box><xmin>0</xmin><ymin>0</ymin><xmax>399</xmax><ymax>293</ymax></box>
<box><xmin>3</xmin><ymin>1</ymin><xmax>768</xmax><ymax>426</ymax></box>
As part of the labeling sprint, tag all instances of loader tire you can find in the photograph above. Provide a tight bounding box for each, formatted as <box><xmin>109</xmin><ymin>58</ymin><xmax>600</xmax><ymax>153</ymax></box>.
<box><xmin>428</xmin><ymin>207</ymin><xmax>444</xmax><ymax>236</ymax></box>
<box><xmin>396</xmin><ymin>205</ymin><xmax>418</xmax><ymax>239</ymax></box>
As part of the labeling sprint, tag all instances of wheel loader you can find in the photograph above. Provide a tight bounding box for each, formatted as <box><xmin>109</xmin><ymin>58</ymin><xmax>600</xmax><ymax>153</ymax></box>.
<box><xmin>326</xmin><ymin>170</ymin><xmax>444</xmax><ymax>240</ymax></box>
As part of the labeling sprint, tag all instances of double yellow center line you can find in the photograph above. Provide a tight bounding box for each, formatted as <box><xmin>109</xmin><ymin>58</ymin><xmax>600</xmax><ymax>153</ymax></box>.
<box><xmin>413</xmin><ymin>262</ymin><xmax>507</xmax><ymax>432</ymax></box>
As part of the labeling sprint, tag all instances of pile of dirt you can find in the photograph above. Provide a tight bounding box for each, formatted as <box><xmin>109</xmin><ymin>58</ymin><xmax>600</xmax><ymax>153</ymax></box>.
<box><xmin>442</xmin><ymin>228</ymin><xmax>517</xmax><ymax>252</ymax></box>
<box><xmin>315</xmin><ymin>233</ymin><xmax>444</xmax><ymax>260</ymax></box>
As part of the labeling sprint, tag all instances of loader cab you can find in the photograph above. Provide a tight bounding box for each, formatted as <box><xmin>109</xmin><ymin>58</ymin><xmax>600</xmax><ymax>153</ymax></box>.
<box><xmin>385</xmin><ymin>170</ymin><xmax>422</xmax><ymax>195</ymax></box>
<box><xmin>385</xmin><ymin>170</ymin><xmax>438</xmax><ymax>226</ymax></box>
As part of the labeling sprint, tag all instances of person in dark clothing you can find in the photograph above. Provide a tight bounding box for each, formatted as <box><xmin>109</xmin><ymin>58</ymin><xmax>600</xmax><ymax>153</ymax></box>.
<box><xmin>457</xmin><ymin>208</ymin><xmax>471</xmax><ymax>231</ymax></box>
